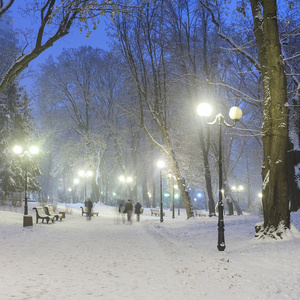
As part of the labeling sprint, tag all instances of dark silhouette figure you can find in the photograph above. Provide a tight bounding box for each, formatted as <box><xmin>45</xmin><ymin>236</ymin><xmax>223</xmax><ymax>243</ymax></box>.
<box><xmin>124</xmin><ymin>199</ymin><xmax>133</xmax><ymax>224</ymax></box>
<box><xmin>135</xmin><ymin>201</ymin><xmax>142</xmax><ymax>222</ymax></box>
<box><xmin>118</xmin><ymin>200</ymin><xmax>125</xmax><ymax>224</ymax></box>
<box><xmin>87</xmin><ymin>198</ymin><xmax>93</xmax><ymax>220</ymax></box>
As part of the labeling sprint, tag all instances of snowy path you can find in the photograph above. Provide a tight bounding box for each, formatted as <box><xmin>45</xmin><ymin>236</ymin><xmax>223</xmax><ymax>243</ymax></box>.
<box><xmin>0</xmin><ymin>211</ymin><xmax>200</xmax><ymax>300</ymax></box>
<box><xmin>0</xmin><ymin>206</ymin><xmax>300</xmax><ymax>300</ymax></box>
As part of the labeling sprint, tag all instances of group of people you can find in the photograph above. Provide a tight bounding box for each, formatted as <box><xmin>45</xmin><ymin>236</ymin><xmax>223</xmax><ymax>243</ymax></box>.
<box><xmin>118</xmin><ymin>199</ymin><xmax>142</xmax><ymax>224</ymax></box>
<box><xmin>84</xmin><ymin>198</ymin><xmax>143</xmax><ymax>224</ymax></box>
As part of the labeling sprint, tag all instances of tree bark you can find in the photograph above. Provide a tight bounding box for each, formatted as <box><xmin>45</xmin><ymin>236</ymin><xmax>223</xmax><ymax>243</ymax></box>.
<box><xmin>250</xmin><ymin>0</ymin><xmax>290</xmax><ymax>237</ymax></box>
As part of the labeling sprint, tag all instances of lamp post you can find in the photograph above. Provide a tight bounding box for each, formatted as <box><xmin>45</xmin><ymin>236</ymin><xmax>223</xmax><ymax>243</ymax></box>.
<box><xmin>119</xmin><ymin>175</ymin><xmax>133</xmax><ymax>199</ymax></box>
<box><xmin>13</xmin><ymin>145</ymin><xmax>39</xmax><ymax>227</ymax></box>
<box><xmin>157</xmin><ymin>160</ymin><xmax>165</xmax><ymax>222</ymax></box>
<box><xmin>73</xmin><ymin>178</ymin><xmax>80</xmax><ymax>203</ymax></box>
<box><xmin>168</xmin><ymin>174</ymin><xmax>176</xmax><ymax>219</ymax></box>
<box><xmin>78</xmin><ymin>170</ymin><xmax>93</xmax><ymax>202</ymax></box>
<box><xmin>232</xmin><ymin>185</ymin><xmax>244</xmax><ymax>202</ymax></box>
<box><xmin>197</xmin><ymin>103</ymin><xmax>242</xmax><ymax>251</ymax></box>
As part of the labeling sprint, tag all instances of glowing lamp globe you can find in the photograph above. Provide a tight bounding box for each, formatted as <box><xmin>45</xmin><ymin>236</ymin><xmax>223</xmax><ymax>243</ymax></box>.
<box><xmin>197</xmin><ymin>103</ymin><xmax>212</xmax><ymax>117</ymax></box>
<box><xmin>229</xmin><ymin>107</ymin><xmax>242</xmax><ymax>121</ymax></box>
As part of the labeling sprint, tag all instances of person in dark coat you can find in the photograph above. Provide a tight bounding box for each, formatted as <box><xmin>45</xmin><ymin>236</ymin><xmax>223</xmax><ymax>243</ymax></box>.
<box><xmin>124</xmin><ymin>199</ymin><xmax>133</xmax><ymax>224</ymax></box>
<box><xmin>87</xmin><ymin>198</ymin><xmax>93</xmax><ymax>220</ymax></box>
<box><xmin>118</xmin><ymin>200</ymin><xmax>125</xmax><ymax>224</ymax></box>
<box><xmin>135</xmin><ymin>201</ymin><xmax>142</xmax><ymax>222</ymax></box>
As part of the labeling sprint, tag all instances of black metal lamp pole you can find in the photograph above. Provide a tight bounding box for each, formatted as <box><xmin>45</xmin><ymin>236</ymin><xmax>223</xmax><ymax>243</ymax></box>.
<box><xmin>84</xmin><ymin>178</ymin><xmax>87</xmax><ymax>201</ymax></box>
<box><xmin>198</xmin><ymin>104</ymin><xmax>242</xmax><ymax>252</ymax></box>
<box><xmin>217</xmin><ymin>116</ymin><xmax>225</xmax><ymax>251</ymax></box>
<box><xmin>24</xmin><ymin>156</ymin><xmax>29</xmax><ymax>215</ymax></box>
<box><xmin>160</xmin><ymin>168</ymin><xmax>164</xmax><ymax>223</ymax></box>
<box><xmin>19</xmin><ymin>150</ymin><xmax>31</xmax><ymax>216</ymax></box>
<box><xmin>172</xmin><ymin>177</ymin><xmax>175</xmax><ymax>219</ymax></box>
<box><xmin>13</xmin><ymin>146</ymin><xmax>39</xmax><ymax>227</ymax></box>
<box><xmin>211</xmin><ymin>114</ymin><xmax>240</xmax><ymax>251</ymax></box>
<box><xmin>79</xmin><ymin>170</ymin><xmax>92</xmax><ymax>202</ymax></box>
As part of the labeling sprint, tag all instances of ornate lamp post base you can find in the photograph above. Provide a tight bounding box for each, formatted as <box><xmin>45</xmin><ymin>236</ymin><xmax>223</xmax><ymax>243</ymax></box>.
<box><xmin>23</xmin><ymin>215</ymin><xmax>33</xmax><ymax>227</ymax></box>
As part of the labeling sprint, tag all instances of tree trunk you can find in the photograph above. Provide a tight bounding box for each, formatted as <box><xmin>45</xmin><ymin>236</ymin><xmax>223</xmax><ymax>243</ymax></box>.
<box><xmin>250</xmin><ymin>0</ymin><xmax>290</xmax><ymax>237</ymax></box>
<box><xmin>198</xmin><ymin>124</ymin><xmax>216</xmax><ymax>216</ymax></box>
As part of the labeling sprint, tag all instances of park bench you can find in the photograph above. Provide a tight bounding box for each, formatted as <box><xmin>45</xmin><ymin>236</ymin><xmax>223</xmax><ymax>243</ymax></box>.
<box><xmin>44</xmin><ymin>205</ymin><xmax>63</xmax><ymax>221</ymax></box>
<box><xmin>150</xmin><ymin>209</ymin><xmax>165</xmax><ymax>217</ymax></box>
<box><xmin>33</xmin><ymin>206</ymin><xmax>55</xmax><ymax>224</ymax></box>
<box><xmin>80</xmin><ymin>206</ymin><xmax>99</xmax><ymax>216</ymax></box>
<box><xmin>194</xmin><ymin>210</ymin><xmax>206</xmax><ymax>217</ymax></box>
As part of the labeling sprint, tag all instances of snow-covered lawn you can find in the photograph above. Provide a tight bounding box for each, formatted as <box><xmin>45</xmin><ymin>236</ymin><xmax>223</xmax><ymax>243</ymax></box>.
<box><xmin>0</xmin><ymin>203</ymin><xmax>299</xmax><ymax>300</ymax></box>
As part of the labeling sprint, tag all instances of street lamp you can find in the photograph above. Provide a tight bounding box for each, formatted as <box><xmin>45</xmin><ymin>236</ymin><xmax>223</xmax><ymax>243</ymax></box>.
<box><xmin>119</xmin><ymin>175</ymin><xmax>133</xmax><ymax>199</ymax></box>
<box><xmin>232</xmin><ymin>185</ymin><xmax>244</xmax><ymax>202</ymax></box>
<box><xmin>13</xmin><ymin>145</ymin><xmax>39</xmax><ymax>227</ymax></box>
<box><xmin>73</xmin><ymin>178</ymin><xmax>80</xmax><ymax>204</ymax></box>
<box><xmin>198</xmin><ymin>103</ymin><xmax>242</xmax><ymax>251</ymax></box>
<box><xmin>119</xmin><ymin>175</ymin><xmax>133</xmax><ymax>183</ymax></box>
<box><xmin>78</xmin><ymin>170</ymin><xmax>93</xmax><ymax>202</ymax></box>
<box><xmin>157</xmin><ymin>160</ymin><xmax>165</xmax><ymax>222</ymax></box>
<box><xmin>167</xmin><ymin>174</ymin><xmax>176</xmax><ymax>219</ymax></box>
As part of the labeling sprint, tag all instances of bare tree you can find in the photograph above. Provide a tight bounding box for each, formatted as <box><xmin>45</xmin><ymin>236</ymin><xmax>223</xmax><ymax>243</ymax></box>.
<box><xmin>114</xmin><ymin>1</ymin><xmax>195</xmax><ymax>217</ymax></box>
<box><xmin>0</xmin><ymin>0</ymin><xmax>126</xmax><ymax>94</ymax></box>
<box><xmin>250</xmin><ymin>0</ymin><xmax>290</xmax><ymax>237</ymax></box>
<box><xmin>200</xmin><ymin>0</ymin><xmax>299</xmax><ymax>237</ymax></box>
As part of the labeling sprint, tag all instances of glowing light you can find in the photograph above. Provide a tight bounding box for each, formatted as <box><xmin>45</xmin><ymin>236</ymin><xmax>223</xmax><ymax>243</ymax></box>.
<box><xmin>197</xmin><ymin>103</ymin><xmax>212</xmax><ymax>117</ymax></box>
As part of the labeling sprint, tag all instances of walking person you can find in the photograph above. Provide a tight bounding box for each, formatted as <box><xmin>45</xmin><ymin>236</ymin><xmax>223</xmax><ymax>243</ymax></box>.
<box><xmin>118</xmin><ymin>200</ymin><xmax>125</xmax><ymax>224</ymax></box>
<box><xmin>87</xmin><ymin>198</ymin><xmax>93</xmax><ymax>220</ymax></box>
<box><xmin>124</xmin><ymin>199</ymin><xmax>133</xmax><ymax>224</ymax></box>
<box><xmin>135</xmin><ymin>201</ymin><xmax>142</xmax><ymax>222</ymax></box>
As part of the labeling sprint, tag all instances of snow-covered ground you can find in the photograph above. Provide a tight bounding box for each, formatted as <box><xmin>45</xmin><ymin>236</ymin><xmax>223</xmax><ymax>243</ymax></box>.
<box><xmin>0</xmin><ymin>203</ymin><xmax>300</xmax><ymax>300</ymax></box>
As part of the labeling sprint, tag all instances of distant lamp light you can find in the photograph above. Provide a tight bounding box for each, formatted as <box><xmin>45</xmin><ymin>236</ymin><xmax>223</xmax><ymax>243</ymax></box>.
<box><xmin>13</xmin><ymin>145</ymin><xmax>23</xmax><ymax>154</ymax></box>
<box><xmin>157</xmin><ymin>160</ymin><xmax>165</xmax><ymax>169</ymax></box>
<box><xmin>29</xmin><ymin>146</ymin><xmax>39</xmax><ymax>155</ymax></box>
<box><xmin>119</xmin><ymin>175</ymin><xmax>133</xmax><ymax>183</ymax></box>
<box><xmin>232</xmin><ymin>185</ymin><xmax>243</xmax><ymax>191</ymax></box>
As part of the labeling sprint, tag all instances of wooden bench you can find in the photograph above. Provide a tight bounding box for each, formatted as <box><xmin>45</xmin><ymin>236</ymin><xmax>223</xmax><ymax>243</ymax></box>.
<box><xmin>150</xmin><ymin>209</ymin><xmax>165</xmax><ymax>216</ymax></box>
<box><xmin>44</xmin><ymin>205</ymin><xmax>63</xmax><ymax>221</ymax></box>
<box><xmin>194</xmin><ymin>210</ymin><xmax>206</xmax><ymax>217</ymax></box>
<box><xmin>33</xmin><ymin>207</ymin><xmax>55</xmax><ymax>224</ymax></box>
<box><xmin>80</xmin><ymin>206</ymin><xmax>99</xmax><ymax>216</ymax></box>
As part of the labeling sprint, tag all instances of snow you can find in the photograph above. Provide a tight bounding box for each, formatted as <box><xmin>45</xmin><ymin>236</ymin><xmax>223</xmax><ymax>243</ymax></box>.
<box><xmin>0</xmin><ymin>203</ymin><xmax>300</xmax><ymax>300</ymax></box>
